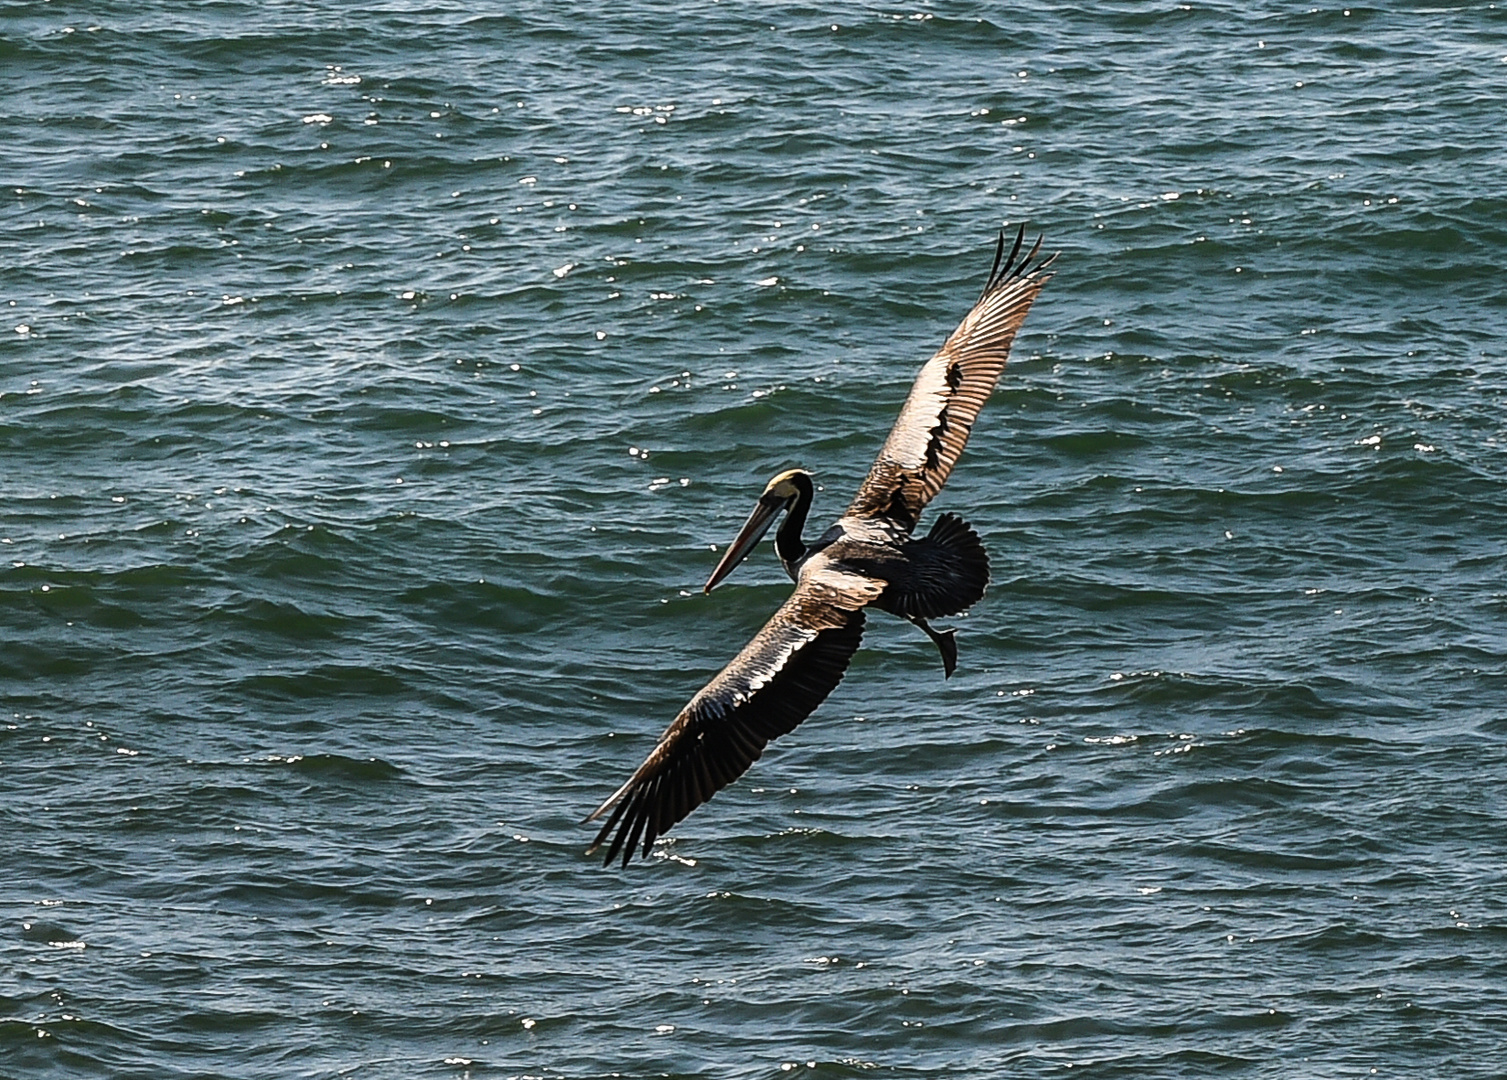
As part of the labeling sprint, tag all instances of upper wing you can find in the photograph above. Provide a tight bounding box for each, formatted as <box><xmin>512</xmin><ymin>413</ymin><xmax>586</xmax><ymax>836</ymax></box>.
<box><xmin>846</xmin><ymin>229</ymin><xmax>1054</xmax><ymax>532</ymax></box>
<box><xmin>585</xmin><ymin>562</ymin><xmax>883</xmax><ymax>867</ymax></box>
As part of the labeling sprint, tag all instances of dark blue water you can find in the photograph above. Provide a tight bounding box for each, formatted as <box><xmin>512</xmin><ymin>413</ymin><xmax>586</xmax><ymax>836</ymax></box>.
<box><xmin>5</xmin><ymin>2</ymin><xmax>1507</xmax><ymax>1077</ymax></box>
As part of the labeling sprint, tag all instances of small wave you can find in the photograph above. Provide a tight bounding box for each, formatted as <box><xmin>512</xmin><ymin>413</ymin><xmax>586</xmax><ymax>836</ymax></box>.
<box><xmin>266</xmin><ymin>752</ymin><xmax>403</xmax><ymax>782</ymax></box>
<box><xmin>235</xmin><ymin>665</ymin><xmax>411</xmax><ymax>702</ymax></box>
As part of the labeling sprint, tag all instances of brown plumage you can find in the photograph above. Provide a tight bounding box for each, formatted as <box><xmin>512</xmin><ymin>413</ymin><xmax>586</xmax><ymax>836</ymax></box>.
<box><xmin>847</xmin><ymin>230</ymin><xmax>1051</xmax><ymax>531</ymax></box>
<box><xmin>586</xmin><ymin>228</ymin><xmax>1054</xmax><ymax>866</ymax></box>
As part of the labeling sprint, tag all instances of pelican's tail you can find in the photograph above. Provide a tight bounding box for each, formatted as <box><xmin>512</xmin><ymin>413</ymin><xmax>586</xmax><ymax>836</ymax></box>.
<box><xmin>887</xmin><ymin>513</ymin><xmax>990</xmax><ymax>620</ymax></box>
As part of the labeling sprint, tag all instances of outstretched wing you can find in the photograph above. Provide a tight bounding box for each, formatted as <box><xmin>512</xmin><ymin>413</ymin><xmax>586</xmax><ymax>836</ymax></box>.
<box><xmin>585</xmin><ymin>563</ymin><xmax>883</xmax><ymax>867</ymax></box>
<box><xmin>847</xmin><ymin>228</ymin><xmax>1054</xmax><ymax>532</ymax></box>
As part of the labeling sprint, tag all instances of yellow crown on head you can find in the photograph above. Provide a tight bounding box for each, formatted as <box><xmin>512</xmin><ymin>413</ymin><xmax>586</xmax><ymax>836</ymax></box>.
<box><xmin>762</xmin><ymin>468</ymin><xmax>810</xmax><ymax>500</ymax></box>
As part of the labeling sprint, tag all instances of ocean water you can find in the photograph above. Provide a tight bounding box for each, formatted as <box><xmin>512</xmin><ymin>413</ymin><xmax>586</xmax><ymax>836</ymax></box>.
<box><xmin>4</xmin><ymin>1</ymin><xmax>1507</xmax><ymax>1076</ymax></box>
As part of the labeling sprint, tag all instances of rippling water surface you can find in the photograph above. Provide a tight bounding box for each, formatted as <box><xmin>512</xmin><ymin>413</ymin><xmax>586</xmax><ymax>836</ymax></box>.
<box><xmin>5</xmin><ymin>2</ymin><xmax>1507</xmax><ymax>1077</ymax></box>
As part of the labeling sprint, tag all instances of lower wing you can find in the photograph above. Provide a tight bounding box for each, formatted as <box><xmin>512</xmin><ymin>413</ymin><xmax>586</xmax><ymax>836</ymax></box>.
<box><xmin>585</xmin><ymin>565</ymin><xmax>882</xmax><ymax>867</ymax></box>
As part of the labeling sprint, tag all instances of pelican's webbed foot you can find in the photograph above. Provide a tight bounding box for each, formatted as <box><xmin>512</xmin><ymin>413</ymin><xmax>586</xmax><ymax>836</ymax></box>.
<box><xmin>907</xmin><ymin>615</ymin><xmax>958</xmax><ymax>679</ymax></box>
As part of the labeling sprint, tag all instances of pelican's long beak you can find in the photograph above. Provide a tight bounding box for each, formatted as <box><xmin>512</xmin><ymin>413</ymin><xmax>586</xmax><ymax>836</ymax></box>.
<box><xmin>704</xmin><ymin>495</ymin><xmax>785</xmax><ymax>593</ymax></box>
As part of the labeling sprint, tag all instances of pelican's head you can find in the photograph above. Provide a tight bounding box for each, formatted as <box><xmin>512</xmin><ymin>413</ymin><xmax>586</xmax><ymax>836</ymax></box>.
<box><xmin>759</xmin><ymin>468</ymin><xmax>810</xmax><ymax>505</ymax></box>
<box><xmin>704</xmin><ymin>468</ymin><xmax>813</xmax><ymax>593</ymax></box>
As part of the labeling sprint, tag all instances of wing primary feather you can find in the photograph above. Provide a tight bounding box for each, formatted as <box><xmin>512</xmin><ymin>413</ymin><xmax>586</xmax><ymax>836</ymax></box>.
<box><xmin>1021</xmin><ymin>232</ymin><xmax>1043</xmax><ymax>274</ymax></box>
<box><xmin>620</xmin><ymin>798</ymin><xmax>649</xmax><ymax>868</ymax></box>
<box><xmin>642</xmin><ymin>806</ymin><xmax>661</xmax><ymax>860</ymax></box>
<box><xmin>589</xmin><ymin>793</ymin><xmax>631</xmax><ymax>861</ymax></box>
<box><xmin>598</xmin><ymin>793</ymin><xmax>634</xmax><ymax>867</ymax></box>
<box><xmin>984</xmin><ymin>225</ymin><xmax>1025</xmax><ymax>299</ymax></box>
<box><xmin>979</xmin><ymin>230</ymin><xmax>1007</xmax><ymax>303</ymax></box>
<box><xmin>642</xmin><ymin>777</ymin><xmax>664</xmax><ymax>850</ymax></box>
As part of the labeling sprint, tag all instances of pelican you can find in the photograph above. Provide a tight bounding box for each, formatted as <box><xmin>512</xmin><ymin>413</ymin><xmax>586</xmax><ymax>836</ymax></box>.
<box><xmin>586</xmin><ymin>228</ymin><xmax>1054</xmax><ymax>866</ymax></box>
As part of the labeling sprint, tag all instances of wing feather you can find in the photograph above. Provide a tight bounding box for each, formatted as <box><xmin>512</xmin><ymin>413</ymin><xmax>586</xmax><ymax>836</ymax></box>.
<box><xmin>585</xmin><ymin>565</ymin><xmax>880</xmax><ymax>866</ymax></box>
<box><xmin>847</xmin><ymin>228</ymin><xmax>1054</xmax><ymax>531</ymax></box>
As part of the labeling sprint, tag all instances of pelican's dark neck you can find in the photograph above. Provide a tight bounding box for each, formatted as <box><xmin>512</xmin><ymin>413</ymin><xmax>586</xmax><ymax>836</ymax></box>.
<box><xmin>774</xmin><ymin>472</ymin><xmax>814</xmax><ymax>580</ymax></box>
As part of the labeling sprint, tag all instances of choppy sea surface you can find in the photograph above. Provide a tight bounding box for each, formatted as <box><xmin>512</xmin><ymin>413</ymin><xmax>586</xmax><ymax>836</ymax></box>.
<box><xmin>5</xmin><ymin>2</ymin><xmax>1507</xmax><ymax>1077</ymax></box>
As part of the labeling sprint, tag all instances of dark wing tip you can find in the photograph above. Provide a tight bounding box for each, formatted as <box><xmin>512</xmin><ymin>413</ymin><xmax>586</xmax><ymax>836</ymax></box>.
<box><xmin>584</xmin><ymin>791</ymin><xmax>631</xmax><ymax>863</ymax></box>
<box><xmin>982</xmin><ymin>225</ymin><xmax>1056</xmax><ymax>300</ymax></box>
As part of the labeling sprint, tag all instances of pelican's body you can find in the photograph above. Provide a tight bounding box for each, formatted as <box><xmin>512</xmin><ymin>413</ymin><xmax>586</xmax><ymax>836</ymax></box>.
<box><xmin>587</xmin><ymin>229</ymin><xmax>1053</xmax><ymax>866</ymax></box>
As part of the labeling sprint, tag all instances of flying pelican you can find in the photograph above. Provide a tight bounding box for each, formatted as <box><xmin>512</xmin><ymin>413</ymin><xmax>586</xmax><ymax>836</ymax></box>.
<box><xmin>586</xmin><ymin>228</ymin><xmax>1053</xmax><ymax>866</ymax></box>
